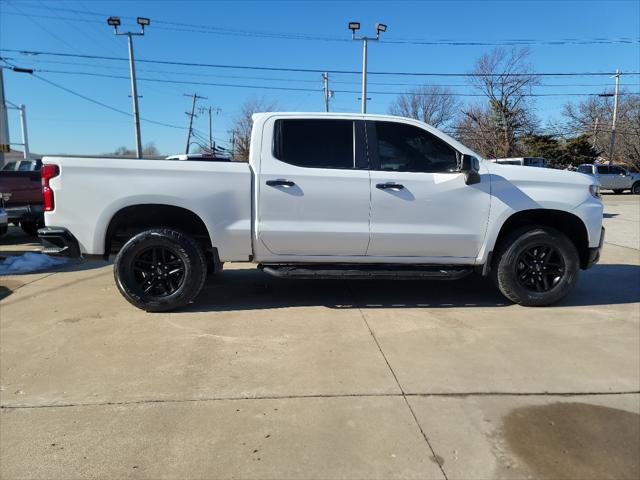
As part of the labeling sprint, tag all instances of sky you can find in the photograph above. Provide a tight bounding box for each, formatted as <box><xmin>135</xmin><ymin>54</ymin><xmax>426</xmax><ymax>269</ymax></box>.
<box><xmin>0</xmin><ymin>0</ymin><xmax>639</xmax><ymax>156</ymax></box>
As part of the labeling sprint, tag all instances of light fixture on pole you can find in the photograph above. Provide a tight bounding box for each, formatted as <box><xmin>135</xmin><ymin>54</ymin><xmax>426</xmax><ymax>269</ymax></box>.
<box><xmin>107</xmin><ymin>15</ymin><xmax>150</xmax><ymax>158</ymax></box>
<box><xmin>349</xmin><ymin>21</ymin><xmax>387</xmax><ymax>114</ymax></box>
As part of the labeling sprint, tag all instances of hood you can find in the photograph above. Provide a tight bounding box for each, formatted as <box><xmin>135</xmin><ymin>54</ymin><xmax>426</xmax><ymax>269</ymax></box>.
<box><xmin>483</xmin><ymin>162</ymin><xmax>595</xmax><ymax>187</ymax></box>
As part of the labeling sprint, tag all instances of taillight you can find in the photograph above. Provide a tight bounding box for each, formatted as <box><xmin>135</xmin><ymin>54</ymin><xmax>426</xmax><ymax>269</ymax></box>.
<box><xmin>41</xmin><ymin>164</ymin><xmax>59</xmax><ymax>212</ymax></box>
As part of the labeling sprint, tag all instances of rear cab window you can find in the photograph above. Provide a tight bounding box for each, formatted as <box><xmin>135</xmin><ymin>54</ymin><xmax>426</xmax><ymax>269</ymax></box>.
<box><xmin>273</xmin><ymin>119</ymin><xmax>366</xmax><ymax>169</ymax></box>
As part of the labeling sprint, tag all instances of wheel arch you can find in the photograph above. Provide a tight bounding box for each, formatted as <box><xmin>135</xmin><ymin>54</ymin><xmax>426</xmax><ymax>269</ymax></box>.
<box><xmin>491</xmin><ymin>209</ymin><xmax>590</xmax><ymax>269</ymax></box>
<box><xmin>104</xmin><ymin>204</ymin><xmax>213</xmax><ymax>259</ymax></box>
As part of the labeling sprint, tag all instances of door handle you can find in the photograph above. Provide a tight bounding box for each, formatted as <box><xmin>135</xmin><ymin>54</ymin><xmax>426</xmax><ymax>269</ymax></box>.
<box><xmin>266</xmin><ymin>179</ymin><xmax>296</xmax><ymax>188</ymax></box>
<box><xmin>376</xmin><ymin>182</ymin><xmax>404</xmax><ymax>190</ymax></box>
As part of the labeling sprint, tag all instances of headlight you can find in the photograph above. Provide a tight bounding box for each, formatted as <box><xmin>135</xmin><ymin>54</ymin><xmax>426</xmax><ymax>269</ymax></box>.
<box><xmin>589</xmin><ymin>184</ymin><xmax>601</xmax><ymax>199</ymax></box>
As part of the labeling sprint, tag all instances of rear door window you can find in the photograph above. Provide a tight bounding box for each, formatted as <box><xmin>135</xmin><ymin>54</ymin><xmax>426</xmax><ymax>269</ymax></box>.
<box><xmin>577</xmin><ymin>165</ymin><xmax>593</xmax><ymax>174</ymax></box>
<box><xmin>273</xmin><ymin>119</ymin><xmax>355</xmax><ymax>169</ymax></box>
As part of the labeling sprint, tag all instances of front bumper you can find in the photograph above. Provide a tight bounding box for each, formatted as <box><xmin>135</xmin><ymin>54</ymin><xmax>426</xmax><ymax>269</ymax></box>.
<box><xmin>585</xmin><ymin>227</ymin><xmax>605</xmax><ymax>269</ymax></box>
<box><xmin>38</xmin><ymin>227</ymin><xmax>81</xmax><ymax>258</ymax></box>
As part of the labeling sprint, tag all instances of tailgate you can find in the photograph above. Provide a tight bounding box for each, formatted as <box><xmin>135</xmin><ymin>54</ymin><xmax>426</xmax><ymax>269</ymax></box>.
<box><xmin>0</xmin><ymin>171</ymin><xmax>43</xmax><ymax>205</ymax></box>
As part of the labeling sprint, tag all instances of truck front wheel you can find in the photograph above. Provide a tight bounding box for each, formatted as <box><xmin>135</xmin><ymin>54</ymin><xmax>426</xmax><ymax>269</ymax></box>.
<box><xmin>114</xmin><ymin>228</ymin><xmax>207</xmax><ymax>312</ymax></box>
<box><xmin>492</xmin><ymin>226</ymin><xmax>580</xmax><ymax>306</ymax></box>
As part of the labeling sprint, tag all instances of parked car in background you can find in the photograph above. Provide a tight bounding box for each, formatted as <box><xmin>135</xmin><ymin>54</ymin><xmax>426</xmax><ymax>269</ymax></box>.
<box><xmin>1</xmin><ymin>159</ymin><xmax>43</xmax><ymax>171</ymax></box>
<box><xmin>490</xmin><ymin>157</ymin><xmax>547</xmax><ymax>168</ymax></box>
<box><xmin>576</xmin><ymin>164</ymin><xmax>640</xmax><ymax>194</ymax></box>
<box><xmin>40</xmin><ymin>112</ymin><xmax>603</xmax><ymax>312</ymax></box>
<box><xmin>0</xmin><ymin>164</ymin><xmax>44</xmax><ymax>236</ymax></box>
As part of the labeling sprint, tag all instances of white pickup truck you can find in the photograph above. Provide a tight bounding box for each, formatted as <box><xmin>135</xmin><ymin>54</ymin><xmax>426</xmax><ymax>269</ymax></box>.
<box><xmin>38</xmin><ymin>113</ymin><xmax>604</xmax><ymax>312</ymax></box>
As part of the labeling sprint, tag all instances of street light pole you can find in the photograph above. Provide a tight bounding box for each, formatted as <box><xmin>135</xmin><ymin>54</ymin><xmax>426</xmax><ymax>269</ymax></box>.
<box><xmin>126</xmin><ymin>33</ymin><xmax>142</xmax><ymax>158</ymax></box>
<box><xmin>608</xmin><ymin>68</ymin><xmax>620</xmax><ymax>166</ymax></box>
<box><xmin>361</xmin><ymin>38</ymin><xmax>368</xmax><ymax>114</ymax></box>
<box><xmin>19</xmin><ymin>104</ymin><xmax>29</xmax><ymax>159</ymax></box>
<box><xmin>349</xmin><ymin>22</ymin><xmax>386</xmax><ymax>114</ymax></box>
<box><xmin>107</xmin><ymin>16</ymin><xmax>150</xmax><ymax>159</ymax></box>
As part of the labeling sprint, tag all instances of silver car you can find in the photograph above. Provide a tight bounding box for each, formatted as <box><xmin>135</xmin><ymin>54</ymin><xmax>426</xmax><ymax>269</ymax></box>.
<box><xmin>577</xmin><ymin>164</ymin><xmax>640</xmax><ymax>194</ymax></box>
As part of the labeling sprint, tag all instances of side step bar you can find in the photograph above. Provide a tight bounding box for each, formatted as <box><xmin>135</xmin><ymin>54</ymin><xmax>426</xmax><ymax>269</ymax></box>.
<box><xmin>259</xmin><ymin>264</ymin><xmax>473</xmax><ymax>281</ymax></box>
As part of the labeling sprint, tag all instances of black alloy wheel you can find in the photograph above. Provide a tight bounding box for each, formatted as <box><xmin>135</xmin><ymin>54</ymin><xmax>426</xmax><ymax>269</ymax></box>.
<box><xmin>492</xmin><ymin>226</ymin><xmax>580</xmax><ymax>306</ymax></box>
<box><xmin>132</xmin><ymin>246</ymin><xmax>186</xmax><ymax>297</ymax></box>
<box><xmin>515</xmin><ymin>244</ymin><xmax>565</xmax><ymax>293</ymax></box>
<box><xmin>114</xmin><ymin>228</ymin><xmax>207</xmax><ymax>312</ymax></box>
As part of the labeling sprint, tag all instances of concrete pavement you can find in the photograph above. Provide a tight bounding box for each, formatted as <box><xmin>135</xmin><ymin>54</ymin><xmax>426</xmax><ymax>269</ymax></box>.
<box><xmin>1</xmin><ymin>194</ymin><xmax>638</xmax><ymax>479</ymax></box>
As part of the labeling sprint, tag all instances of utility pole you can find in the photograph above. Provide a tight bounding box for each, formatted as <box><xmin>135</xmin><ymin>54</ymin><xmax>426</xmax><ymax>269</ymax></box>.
<box><xmin>322</xmin><ymin>72</ymin><xmax>331</xmax><ymax>112</ymax></box>
<box><xmin>199</xmin><ymin>106</ymin><xmax>220</xmax><ymax>154</ymax></box>
<box><xmin>592</xmin><ymin>117</ymin><xmax>599</xmax><ymax>149</ymax></box>
<box><xmin>349</xmin><ymin>22</ymin><xmax>387</xmax><ymax>114</ymax></box>
<box><xmin>184</xmin><ymin>93</ymin><xmax>207</xmax><ymax>154</ymax></box>
<box><xmin>0</xmin><ymin>68</ymin><xmax>9</xmax><ymax>168</ymax></box>
<box><xmin>608</xmin><ymin>69</ymin><xmax>620</xmax><ymax>165</ymax></box>
<box><xmin>107</xmin><ymin>16</ymin><xmax>150</xmax><ymax>159</ymax></box>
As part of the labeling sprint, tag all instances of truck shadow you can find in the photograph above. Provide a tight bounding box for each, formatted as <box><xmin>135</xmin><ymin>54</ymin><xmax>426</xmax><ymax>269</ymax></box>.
<box><xmin>185</xmin><ymin>263</ymin><xmax>640</xmax><ymax>312</ymax></box>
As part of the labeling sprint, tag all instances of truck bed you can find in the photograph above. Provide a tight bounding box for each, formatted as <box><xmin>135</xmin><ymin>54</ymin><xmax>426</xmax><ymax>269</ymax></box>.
<box><xmin>43</xmin><ymin>156</ymin><xmax>253</xmax><ymax>260</ymax></box>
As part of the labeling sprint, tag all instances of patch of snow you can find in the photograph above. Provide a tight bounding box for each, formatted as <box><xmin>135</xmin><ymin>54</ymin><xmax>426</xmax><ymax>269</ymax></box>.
<box><xmin>0</xmin><ymin>252</ymin><xmax>69</xmax><ymax>275</ymax></box>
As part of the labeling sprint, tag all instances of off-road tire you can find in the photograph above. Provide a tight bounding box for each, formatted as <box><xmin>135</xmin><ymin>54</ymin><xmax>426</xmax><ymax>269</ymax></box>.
<box><xmin>632</xmin><ymin>182</ymin><xmax>640</xmax><ymax>195</ymax></box>
<box><xmin>114</xmin><ymin>228</ymin><xmax>207</xmax><ymax>312</ymax></box>
<box><xmin>491</xmin><ymin>226</ymin><xmax>580</xmax><ymax>306</ymax></box>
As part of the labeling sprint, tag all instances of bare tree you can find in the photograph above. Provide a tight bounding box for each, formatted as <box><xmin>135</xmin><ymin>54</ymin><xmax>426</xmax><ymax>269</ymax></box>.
<box><xmin>110</xmin><ymin>142</ymin><xmax>160</xmax><ymax>157</ymax></box>
<box><xmin>455</xmin><ymin>104</ymin><xmax>506</xmax><ymax>159</ymax></box>
<box><xmin>563</xmin><ymin>90</ymin><xmax>640</xmax><ymax>169</ymax></box>
<box><xmin>458</xmin><ymin>47</ymin><xmax>539</xmax><ymax>158</ymax></box>
<box><xmin>388</xmin><ymin>85</ymin><xmax>460</xmax><ymax>128</ymax></box>
<box><xmin>230</xmin><ymin>97</ymin><xmax>278</xmax><ymax>161</ymax></box>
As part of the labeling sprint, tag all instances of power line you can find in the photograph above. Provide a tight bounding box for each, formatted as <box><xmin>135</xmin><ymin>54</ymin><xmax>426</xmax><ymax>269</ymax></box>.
<box><xmin>3</xmin><ymin>7</ymin><xmax>639</xmax><ymax>47</ymax></box>
<box><xmin>8</xmin><ymin>55</ymin><xmax>639</xmax><ymax>88</ymax></box>
<box><xmin>2</xmin><ymin>49</ymin><xmax>639</xmax><ymax>77</ymax></box>
<box><xmin>6</xmin><ymin>66</ymin><xmax>639</xmax><ymax>97</ymax></box>
<box><xmin>21</xmin><ymin>71</ymin><xmax>187</xmax><ymax>130</ymax></box>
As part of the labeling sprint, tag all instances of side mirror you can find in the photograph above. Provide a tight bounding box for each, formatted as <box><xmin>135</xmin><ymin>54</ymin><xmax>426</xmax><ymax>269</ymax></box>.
<box><xmin>460</xmin><ymin>154</ymin><xmax>481</xmax><ymax>185</ymax></box>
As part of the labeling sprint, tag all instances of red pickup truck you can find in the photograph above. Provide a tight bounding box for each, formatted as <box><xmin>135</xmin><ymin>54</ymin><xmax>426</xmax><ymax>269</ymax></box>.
<box><xmin>0</xmin><ymin>159</ymin><xmax>44</xmax><ymax>236</ymax></box>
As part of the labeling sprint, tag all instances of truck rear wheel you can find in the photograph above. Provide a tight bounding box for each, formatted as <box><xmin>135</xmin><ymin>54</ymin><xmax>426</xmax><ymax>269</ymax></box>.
<box><xmin>632</xmin><ymin>182</ymin><xmax>640</xmax><ymax>195</ymax></box>
<box><xmin>492</xmin><ymin>226</ymin><xmax>580</xmax><ymax>306</ymax></box>
<box><xmin>114</xmin><ymin>228</ymin><xmax>207</xmax><ymax>312</ymax></box>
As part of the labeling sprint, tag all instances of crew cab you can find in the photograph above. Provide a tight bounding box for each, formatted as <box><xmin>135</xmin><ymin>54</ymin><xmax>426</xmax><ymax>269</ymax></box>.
<box><xmin>576</xmin><ymin>163</ymin><xmax>640</xmax><ymax>194</ymax></box>
<box><xmin>38</xmin><ymin>113</ymin><xmax>604</xmax><ymax>311</ymax></box>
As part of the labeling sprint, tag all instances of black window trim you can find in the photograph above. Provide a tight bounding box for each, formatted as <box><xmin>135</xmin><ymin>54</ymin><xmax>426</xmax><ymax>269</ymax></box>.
<box><xmin>272</xmin><ymin>118</ymin><xmax>368</xmax><ymax>171</ymax></box>
<box><xmin>365</xmin><ymin>120</ymin><xmax>462</xmax><ymax>173</ymax></box>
